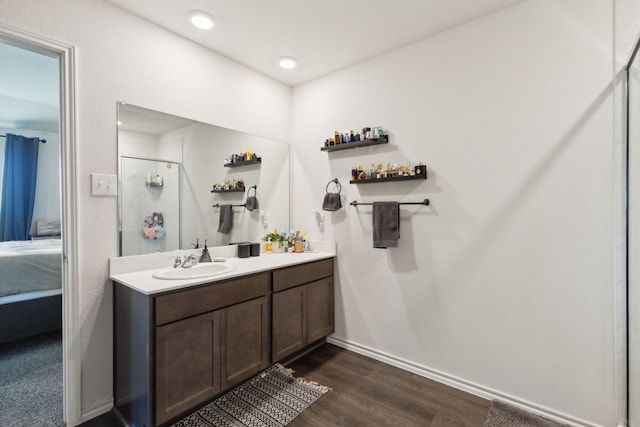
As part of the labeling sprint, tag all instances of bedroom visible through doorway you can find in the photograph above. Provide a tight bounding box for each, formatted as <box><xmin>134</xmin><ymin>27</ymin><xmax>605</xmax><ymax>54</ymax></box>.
<box><xmin>0</xmin><ymin>38</ymin><xmax>64</xmax><ymax>426</ymax></box>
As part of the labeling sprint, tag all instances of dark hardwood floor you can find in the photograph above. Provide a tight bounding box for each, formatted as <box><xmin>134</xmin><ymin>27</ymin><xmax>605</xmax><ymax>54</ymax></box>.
<box><xmin>82</xmin><ymin>343</ymin><xmax>490</xmax><ymax>426</ymax></box>
<box><xmin>286</xmin><ymin>344</ymin><xmax>490</xmax><ymax>427</ymax></box>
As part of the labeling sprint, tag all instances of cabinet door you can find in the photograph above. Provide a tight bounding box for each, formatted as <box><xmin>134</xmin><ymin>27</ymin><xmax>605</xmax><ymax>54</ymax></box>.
<box><xmin>156</xmin><ymin>311</ymin><xmax>220</xmax><ymax>426</ymax></box>
<box><xmin>220</xmin><ymin>296</ymin><xmax>270</xmax><ymax>390</ymax></box>
<box><xmin>307</xmin><ymin>277</ymin><xmax>334</xmax><ymax>343</ymax></box>
<box><xmin>272</xmin><ymin>285</ymin><xmax>306</xmax><ymax>361</ymax></box>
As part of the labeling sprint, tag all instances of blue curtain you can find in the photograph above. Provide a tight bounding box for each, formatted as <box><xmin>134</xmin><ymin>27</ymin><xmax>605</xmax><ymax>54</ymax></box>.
<box><xmin>0</xmin><ymin>133</ymin><xmax>40</xmax><ymax>241</ymax></box>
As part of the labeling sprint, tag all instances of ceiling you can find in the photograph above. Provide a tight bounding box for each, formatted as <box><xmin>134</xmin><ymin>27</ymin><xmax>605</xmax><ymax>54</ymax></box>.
<box><xmin>0</xmin><ymin>1</ymin><xmax>526</xmax><ymax>136</ymax></box>
<box><xmin>0</xmin><ymin>42</ymin><xmax>59</xmax><ymax>134</ymax></box>
<box><xmin>103</xmin><ymin>0</ymin><xmax>526</xmax><ymax>87</ymax></box>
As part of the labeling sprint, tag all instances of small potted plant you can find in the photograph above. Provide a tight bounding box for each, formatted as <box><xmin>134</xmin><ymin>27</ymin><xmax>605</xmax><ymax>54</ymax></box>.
<box><xmin>262</xmin><ymin>230</ymin><xmax>287</xmax><ymax>253</ymax></box>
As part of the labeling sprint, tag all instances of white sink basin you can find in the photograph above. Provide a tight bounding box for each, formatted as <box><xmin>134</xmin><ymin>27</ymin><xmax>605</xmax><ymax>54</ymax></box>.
<box><xmin>152</xmin><ymin>263</ymin><xmax>235</xmax><ymax>280</ymax></box>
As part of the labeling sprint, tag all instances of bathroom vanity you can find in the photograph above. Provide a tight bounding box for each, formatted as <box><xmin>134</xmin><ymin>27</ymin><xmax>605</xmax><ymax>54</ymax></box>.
<box><xmin>111</xmin><ymin>251</ymin><xmax>335</xmax><ymax>427</ymax></box>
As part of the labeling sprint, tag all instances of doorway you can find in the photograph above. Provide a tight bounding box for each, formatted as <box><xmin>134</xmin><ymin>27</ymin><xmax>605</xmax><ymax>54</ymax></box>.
<box><xmin>0</xmin><ymin>24</ymin><xmax>79</xmax><ymax>426</ymax></box>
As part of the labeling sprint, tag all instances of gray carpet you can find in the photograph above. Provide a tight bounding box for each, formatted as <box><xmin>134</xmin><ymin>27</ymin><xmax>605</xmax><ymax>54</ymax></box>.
<box><xmin>0</xmin><ymin>330</ymin><xmax>64</xmax><ymax>427</ymax></box>
<box><xmin>484</xmin><ymin>400</ymin><xmax>570</xmax><ymax>427</ymax></box>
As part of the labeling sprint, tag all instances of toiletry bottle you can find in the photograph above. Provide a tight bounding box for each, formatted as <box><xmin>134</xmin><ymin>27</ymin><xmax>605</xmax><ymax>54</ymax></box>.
<box><xmin>303</xmin><ymin>232</ymin><xmax>309</xmax><ymax>252</ymax></box>
<box><xmin>288</xmin><ymin>231</ymin><xmax>295</xmax><ymax>252</ymax></box>
<box><xmin>294</xmin><ymin>231</ymin><xmax>303</xmax><ymax>253</ymax></box>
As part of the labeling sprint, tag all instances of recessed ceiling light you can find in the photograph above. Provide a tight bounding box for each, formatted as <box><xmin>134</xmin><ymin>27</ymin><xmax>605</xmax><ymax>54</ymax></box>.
<box><xmin>189</xmin><ymin>10</ymin><xmax>216</xmax><ymax>30</ymax></box>
<box><xmin>279</xmin><ymin>57</ymin><xmax>297</xmax><ymax>69</ymax></box>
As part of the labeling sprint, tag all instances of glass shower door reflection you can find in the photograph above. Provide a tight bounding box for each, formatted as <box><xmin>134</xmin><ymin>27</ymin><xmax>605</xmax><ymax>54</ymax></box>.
<box><xmin>120</xmin><ymin>157</ymin><xmax>180</xmax><ymax>256</ymax></box>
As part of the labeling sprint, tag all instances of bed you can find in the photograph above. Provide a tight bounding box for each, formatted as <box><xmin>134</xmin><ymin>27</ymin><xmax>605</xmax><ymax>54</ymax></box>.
<box><xmin>0</xmin><ymin>238</ymin><xmax>63</xmax><ymax>343</ymax></box>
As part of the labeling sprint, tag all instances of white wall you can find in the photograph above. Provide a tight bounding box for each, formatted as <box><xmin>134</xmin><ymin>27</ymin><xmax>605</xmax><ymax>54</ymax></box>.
<box><xmin>1</xmin><ymin>0</ymin><xmax>291</xmax><ymax>421</ymax></box>
<box><xmin>291</xmin><ymin>1</ymin><xmax>615</xmax><ymax>425</ymax></box>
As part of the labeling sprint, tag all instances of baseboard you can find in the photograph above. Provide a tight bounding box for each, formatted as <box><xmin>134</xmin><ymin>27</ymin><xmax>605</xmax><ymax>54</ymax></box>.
<box><xmin>327</xmin><ymin>336</ymin><xmax>600</xmax><ymax>427</ymax></box>
<box><xmin>79</xmin><ymin>398</ymin><xmax>113</xmax><ymax>425</ymax></box>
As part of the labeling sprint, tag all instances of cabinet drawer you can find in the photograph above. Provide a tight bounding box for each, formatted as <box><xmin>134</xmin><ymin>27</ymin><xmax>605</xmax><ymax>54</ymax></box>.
<box><xmin>155</xmin><ymin>272</ymin><xmax>270</xmax><ymax>326</ymax></box>
<box><xmin>272</xmin><ymin>258</ymin><xmax>334</xmax><ymax>292</ymax></box>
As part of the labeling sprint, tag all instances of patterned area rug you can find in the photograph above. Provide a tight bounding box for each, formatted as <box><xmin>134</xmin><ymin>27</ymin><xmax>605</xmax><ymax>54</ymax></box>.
<box><xmin>172</xmin><ymin>364</ymin><xmax>330</xmax><ymax>427</ymax></box>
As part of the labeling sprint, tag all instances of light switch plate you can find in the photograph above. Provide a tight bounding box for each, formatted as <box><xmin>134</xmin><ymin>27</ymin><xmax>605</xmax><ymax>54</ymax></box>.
<box><xmin>91</xmin><ymin>173</ymin><xmax>117</xmax><ymax>197</ymax></box>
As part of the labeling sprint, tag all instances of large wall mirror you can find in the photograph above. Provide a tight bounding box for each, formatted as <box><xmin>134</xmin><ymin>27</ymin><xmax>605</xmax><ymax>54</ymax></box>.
<box><xmin>117</xmin><ymin>103</ymin><xmax>290</xmax><ymax>256</ymax></box>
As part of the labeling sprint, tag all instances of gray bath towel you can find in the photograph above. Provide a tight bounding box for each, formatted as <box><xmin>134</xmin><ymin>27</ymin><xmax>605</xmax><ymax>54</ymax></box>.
<box><xmin>218</xmin><ymin>204</ymin><xmax>233</xmax><ymax>234</ymax></box>
<box><xmin>372</xmin><ymin>201</ymin><xmax>399</xmax><ymax>248</ymax></box>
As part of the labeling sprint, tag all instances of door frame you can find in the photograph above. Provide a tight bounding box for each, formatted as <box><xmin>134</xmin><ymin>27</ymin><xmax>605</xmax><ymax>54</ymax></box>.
<box><xmin>626</xmin><ymin>31</ymin><xmax>640</xmax><ymax>427</ymax></box>
<box><xmin>0</xmin><ymin>23</ymin><xmax>80</xmax><ymax>425</ymax></box>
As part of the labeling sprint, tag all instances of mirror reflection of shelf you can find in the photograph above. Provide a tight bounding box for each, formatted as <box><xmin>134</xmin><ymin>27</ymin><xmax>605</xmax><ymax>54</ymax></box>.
<box><xmin>321</xmin><ymin>135</ymin><xmax>389</xmax><ymax>152</ymax></box>
<box><xmin>146</xmin><ymin>172</ymin><xmax>163</xmax><ymax>188</ymax></box>
<box><xmin>224</xmin><ymin>157</ymin><xmax>262</xmax><ymax>168</ymax></box>
<box><xmin>211</xmin><ymin>189</ymin><xmax>245</xmax><ymax>193</ymax></box>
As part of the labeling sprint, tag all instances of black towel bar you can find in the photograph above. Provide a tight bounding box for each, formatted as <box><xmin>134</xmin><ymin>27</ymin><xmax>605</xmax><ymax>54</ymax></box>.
<box><xmin>212</xmin><ymin>203</ymin><xmax>247</xmax><ymax>208</ymax></box>
<box><xmin>350</xmin><ymin>199</ymin><xmax>430</xmax><ymax>206</ymax></box>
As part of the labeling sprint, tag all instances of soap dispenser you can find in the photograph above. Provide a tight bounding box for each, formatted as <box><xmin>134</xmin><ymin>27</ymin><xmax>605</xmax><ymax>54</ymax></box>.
<box><xmin>200</xmin><ymin>240</ymin><xmax>212</xmax><ymax>263</ymax></box>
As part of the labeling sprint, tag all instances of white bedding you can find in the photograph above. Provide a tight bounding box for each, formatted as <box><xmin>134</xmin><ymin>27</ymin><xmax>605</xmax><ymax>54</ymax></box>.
<box><xmin>0</xmin><ymin>239</ymin><xmax>63</xmax><ymax>298</ymax></box>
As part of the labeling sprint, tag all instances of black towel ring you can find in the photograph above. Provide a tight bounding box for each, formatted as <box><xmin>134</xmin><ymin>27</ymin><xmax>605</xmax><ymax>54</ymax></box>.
<box><xmin>325</xmin><ymin>178</ymin><xmax>341</xmax><ymax>194</ymax></box>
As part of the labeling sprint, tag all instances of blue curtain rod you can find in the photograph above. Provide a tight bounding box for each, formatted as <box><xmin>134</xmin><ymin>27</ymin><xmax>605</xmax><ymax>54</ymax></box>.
<box><xmin>0</xmin><ymin>134</ymin><xmax>47</xmax><ymax>143</ymax></box>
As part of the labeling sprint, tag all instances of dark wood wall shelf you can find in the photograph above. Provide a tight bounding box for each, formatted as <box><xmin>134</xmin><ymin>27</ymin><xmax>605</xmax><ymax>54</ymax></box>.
<box><xmin>350</xmin><ymin>172</ymin><xmax>427</xmax><ymax>184</ymax></box>
<box><xmin>211</xmin><ymin>189</ymin><xmax>245</xmax><ymax>193</ymax></box>
<box><xmin>321</xmin><ymin>135</ymin><xmax>389</xmax><ymax>152</ymax></box>
<box><xmin>224</xmin><ymin>157</ymin><xmax>262</xmax><ymax>168</ymax></box>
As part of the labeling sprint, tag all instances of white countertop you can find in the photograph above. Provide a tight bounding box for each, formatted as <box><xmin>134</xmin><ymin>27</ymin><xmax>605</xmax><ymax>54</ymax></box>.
<box><xmin>110</xmin><ymin>247</ymin><xmax>336</xmax><ymax>295</ymax></box>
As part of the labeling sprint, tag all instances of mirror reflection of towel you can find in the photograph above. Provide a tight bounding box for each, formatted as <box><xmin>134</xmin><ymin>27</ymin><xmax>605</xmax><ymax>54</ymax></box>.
<box><xmin>218</xmin><ymin>205</ymin><xmax>233</xmax><ymax>234</ymax></box>
<box><xmin>372</xmin><ymin>202</ymin><xmax>399</xmax><ymax>248</ymax></box>
<box><xmin>246</xmin><ymin>186</ymin><xmax>259</xmax><ymax>211</ymax></box>
<box><xmin>245</xmin><ymin>196</ymin><xmax>258</xmax><ymax>211</ymax></box>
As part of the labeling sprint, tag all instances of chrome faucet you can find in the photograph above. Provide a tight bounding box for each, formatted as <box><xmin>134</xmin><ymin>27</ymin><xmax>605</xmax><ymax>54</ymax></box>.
<box><xmin>173</xmin><ymin>255</ymin><xmax>182</xmax><ymax>268</ymax></box>
<box><xmin>181</xmin><ymin>254</ymin><xmax>197</xmax><ymax>268</ymax></box>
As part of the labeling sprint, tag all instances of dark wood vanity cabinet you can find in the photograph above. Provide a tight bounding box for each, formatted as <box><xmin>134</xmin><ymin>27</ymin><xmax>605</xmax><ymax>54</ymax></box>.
<box><xmin>219</xmin><ymin>295</ymin><xmax>270</xmax><ymax>390</ymax></box>
<box><xmin>155</xmin><ymin>310</ymin><xmax>221</xmax><ymax>425</ymax></box>
<box><xmin>272</xmin><ymin>258</ymin><xmax>335</xmax><ymax>362</ymax></box>
<box><xmin>114</xmin><ymin>272</ymin><xmax>271</xmax><ymax>427</ymax></box>
<box><xmin>114</xmin><ymin>257</ymin><xmax>334</xmax><ymax>427</ymax></box>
